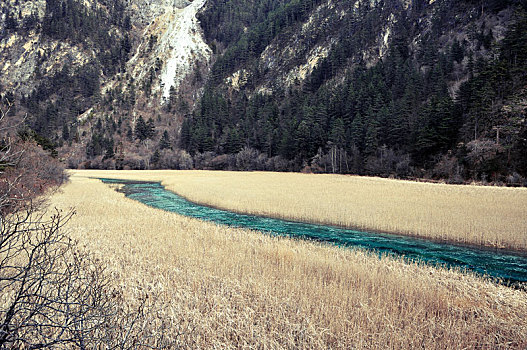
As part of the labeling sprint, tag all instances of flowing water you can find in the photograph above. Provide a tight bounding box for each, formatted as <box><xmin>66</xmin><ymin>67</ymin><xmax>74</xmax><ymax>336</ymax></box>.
<box><xmin>100</xmin><ymin>178</ymin><xmax>527</xmax><ymax>285</ymax></box>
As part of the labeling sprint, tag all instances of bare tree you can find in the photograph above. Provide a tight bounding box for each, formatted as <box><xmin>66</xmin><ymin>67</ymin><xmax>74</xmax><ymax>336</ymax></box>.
<box><xmin>0</xmin><ymin>208</ymin><xmax>114</xmax><ymax>348</ymax></box>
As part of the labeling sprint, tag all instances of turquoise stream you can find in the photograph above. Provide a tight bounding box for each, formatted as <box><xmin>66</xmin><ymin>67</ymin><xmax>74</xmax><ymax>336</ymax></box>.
<box><xmin>100</xmin><ymin>178</ymin><xmax>527</xmax><ymax>285</ymax></box>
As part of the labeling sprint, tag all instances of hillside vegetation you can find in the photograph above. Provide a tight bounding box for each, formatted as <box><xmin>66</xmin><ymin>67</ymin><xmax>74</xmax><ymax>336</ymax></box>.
<box><xmin>183</xmin><ymin>0</ymin><xmax>527</xmax><ymax>182</ymax></box>
<box><xmin>0</xmin><ymin>0</ymin><xmax>133</xmax><ymax>162</ymax></box>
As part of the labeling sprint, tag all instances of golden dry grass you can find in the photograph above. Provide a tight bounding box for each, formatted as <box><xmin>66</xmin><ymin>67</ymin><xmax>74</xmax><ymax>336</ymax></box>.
<box><xmin>71</xmin><ymin>169</ymin><xmax>527</xmax><ymax>251</ymax></box>
<box><xmin>44</xmin><ymin>172</ymin><xmax>527</xmax><ymax>348</ymax></box>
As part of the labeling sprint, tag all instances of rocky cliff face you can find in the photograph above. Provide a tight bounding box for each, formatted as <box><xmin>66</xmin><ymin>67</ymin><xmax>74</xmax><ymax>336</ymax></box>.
<box><xmin>127</xmin><ymin>0</ymin><xmax>191</xmax><ymax>24</ymax></box>
<box><xmin>0</xmin><ymin>0</ymin><xmax>211</xmax><ymax>102</ymax></box>
<box><xmin>0</xmin><ymin>0</ymin><xmax>512</xmax><ymax>114</ymax></box>
<box><xmin>125</xmin><ymin>0</ymin><xmax>211</xmax><ymax>101</ymax></box>
<box><xmin>0</xmin><ymin>0</ymin><xmax>126</xmax><ymax>97</ymax></box>
<box><xmin>1</xmin><ymin>0</ymin><xmax>72</xmax><ymax>95</ymax></box>
<box><xmin>214</xmin><ymin>0</ymin><xmax>513</xmax><ymax>98</ymax></box>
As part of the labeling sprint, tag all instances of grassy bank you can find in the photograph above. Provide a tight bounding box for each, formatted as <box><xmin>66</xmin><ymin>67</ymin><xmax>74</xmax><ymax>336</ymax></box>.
<box><xmin>71</xmin><ymin>170</ymin><xmax>527</xmax><ymax>252</ymax></box>
<box><xmin>45</xmin><ymin>172</ymin><xmax>527</xmax><ymax>348</ymax></box>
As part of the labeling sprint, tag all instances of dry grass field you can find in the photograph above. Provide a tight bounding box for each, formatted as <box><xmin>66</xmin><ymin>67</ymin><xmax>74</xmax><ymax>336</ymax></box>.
<box><xmin>42</xmin><ymin>172</ymin><xmax>527</xmax><ymax>348</ymax></box>
<box><xmin>72</xmin><ymin>169</ymin><xmax>527</xmax><ymax>252</ymax></box>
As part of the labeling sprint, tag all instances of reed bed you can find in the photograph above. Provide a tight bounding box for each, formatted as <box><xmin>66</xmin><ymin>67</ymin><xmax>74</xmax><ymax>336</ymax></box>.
<box><xmin>46</xmin><ymin>173</ymin><xmax>527</xmax><ymax>348</ymax></box>
<box><xmin>72</xmin><ymin>170</ymin><xmax>527</xmax><ymax>252</ymax></box>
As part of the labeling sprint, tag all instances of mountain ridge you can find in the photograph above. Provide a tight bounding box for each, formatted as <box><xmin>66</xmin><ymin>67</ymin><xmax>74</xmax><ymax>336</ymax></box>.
<box><xmin>0</xmin><ymin>0</ymin><xmax>526</xmax><ymax>183</ymax></box>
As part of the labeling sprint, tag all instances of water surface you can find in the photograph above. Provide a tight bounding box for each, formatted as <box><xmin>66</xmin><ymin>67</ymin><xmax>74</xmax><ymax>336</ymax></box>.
<box><xmin>100</xmin><ymin>178</ymin><xmax>527</xmax><ymax>285</ymax></box>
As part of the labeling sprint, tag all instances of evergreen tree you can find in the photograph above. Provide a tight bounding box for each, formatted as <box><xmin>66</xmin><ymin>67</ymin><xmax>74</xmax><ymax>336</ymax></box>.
<box><xmin>5</xmin><ymin>11</ymin><xmax>18</xmax><ymax>32</ymax></box>
<box><xmin>146</xmin><ymin>118</ymin><xmax>156</xmax><ymax>139</ymax></box>
<box><xmin>62</xmin><ymin>123</ymin><xmax>70</xmax><ymax>141</ymax></box>
<box><xmin>103</xmin><ymin>139</ymin><xmax>114</xmax><ymax>160</ymax></box>
<box><xmin>134</xmin><ymin>116</ymin><xmax>148</xmax><ymax>141</ymax></box>
<box><xmin>159</xmin><ymin>130</ymin><xmax>171</xmax><ymax>150</ymax></box>
<box><xmin>451</xmin><ymin>39</ymin><xmax>464</xmax><ymax>63</ymax></box>
<box><xmin>329</xmin><ymin>118</ymin><xmax>346</xmax><ymax>148</ymax></box>
<box><xmin>126</xmin><ymin>126</ymin><xmax>133</xmax><ymax>141</ymax></box>
<box><xmin>151</xmin><ymin>149</ymin><xmax>160</xmax><ymax>166</ymax></box>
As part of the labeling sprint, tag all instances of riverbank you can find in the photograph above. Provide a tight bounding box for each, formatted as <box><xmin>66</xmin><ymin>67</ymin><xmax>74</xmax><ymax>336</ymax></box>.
<box><xmin>101</xmin><ymin>178</ymin><xmax>527</xmax><ymax>283</ymax></box>
<box><xmin>49</xmin><ymin>174</ymin><xmax>527</xmax><ymax>348</ymax></box>
<box><xmin>70</xmin><ymin>170</ymin><xmax>527</xmax><ymax>252</ymax></box>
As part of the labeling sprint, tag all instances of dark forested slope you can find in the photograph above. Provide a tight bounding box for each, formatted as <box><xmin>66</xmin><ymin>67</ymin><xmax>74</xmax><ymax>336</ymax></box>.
<box><xmin>183</xmin><ymin>0</ymin><xmax>527</xmax><ymax>183</ymax></box>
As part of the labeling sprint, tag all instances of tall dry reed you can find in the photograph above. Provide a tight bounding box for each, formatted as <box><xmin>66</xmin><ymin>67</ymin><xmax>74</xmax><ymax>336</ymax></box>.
<box><xmin>71</xmin><ymin>170</ymin><xmax>527</xmax><ymax>251</ymax></box>
<box><xmin>46</xmin><ymin>173</ymin><xmax>527</xmax><ymax>348</ymax></box>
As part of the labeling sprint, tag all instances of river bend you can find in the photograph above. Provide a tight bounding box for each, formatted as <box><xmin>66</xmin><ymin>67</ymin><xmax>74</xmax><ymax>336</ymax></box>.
<box><xmin>100</xmin><ymin>178</ymin><xmax>527</xmax><ymax>285</ymax></box>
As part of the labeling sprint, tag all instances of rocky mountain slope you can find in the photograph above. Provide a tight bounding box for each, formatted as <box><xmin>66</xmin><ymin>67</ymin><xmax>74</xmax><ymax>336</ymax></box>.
<box><xmin>0</xmin><ymin>0</ymin><xmax>526</xmax><ymax>183</ymax></box>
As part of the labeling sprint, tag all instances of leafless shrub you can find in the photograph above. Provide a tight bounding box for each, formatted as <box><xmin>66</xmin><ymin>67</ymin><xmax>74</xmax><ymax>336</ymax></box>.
<box><xmin>235</xmin><ymin>146</ymin><xmax>260</xmax><ymax>170</ymax></box>
<box><xmin>431</xmin><ymin>154</ymin><xmax>465</xmax><ymax>184</ymax></box>
<box><xmin>0</xmin><ymin>100</ymin><xmax>106</xmax><ymax>348</ymax></box>
<box><xmin>265</xmin><ymin>155</ymin><xmax>292</xmax><ymax>172</ymax></box>
<box><xmin>209</xmin><ymin>154</ymin><xmax>233</xmax><ymax>170</ymax></box>
<box><xmin>465</xmin><ymin>139</ymin><xmax>504</xmax><ymax>179</ymax></box>
<box><xmin>506</xmin><ymin>172</ymin><xmax>524</xmax><ymax>186</ymax></box>
<box><xmin>465</xmin><ymin>139</ymin><xmax>502</xmax><ymax>165</ymax></box>
<box><xmin>364</xmin><ymin>146</ymin><xmax>412</xmax><ymax>177</ymax></box>
<box><xmin>0</xmin><ymin>208</ymin><xmax>177</xmax><ymax>349</ymax></box>
<box><xmin>193</xmin><ymin>151</ymin><xmax>215</xmax><ymax>169</ymax></box>
<box><xmin>175</xmin><ymin>149</ymin><xmax>193</xmax><ymax>170</ymax></box>
<box><xmin>0</xmin><ymin>209</ymin><xmax>110</xmax><ymax>348</ymax></box>
<box><xmin>432</xmin><ymin>154</ymin><xmax>457</xmax><ymax>178</ymax></box>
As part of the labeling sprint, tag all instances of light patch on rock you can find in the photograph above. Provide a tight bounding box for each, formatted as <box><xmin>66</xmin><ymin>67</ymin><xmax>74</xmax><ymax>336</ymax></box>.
<box><xmin>20</xmin><ymin>0</ymin><xmax>45</xmax><ymax>18</ymax></box>
<box><xmin>284</xmin><ymin>46</ymin><xmax>330</xmax><ymax>86</ymax></box>
<box><xmin>78</xmin><ymin>107</ymin><xmax>94</xmax><ymax>123</ymax></box>
<box><xmin>4</xmin><ymin>35</ymin><xmax>18</xmax><ymax>49</ymax></box>
<box><xmin>302</xmin><ymin>1</ymin><xmax>331</xmax><ymax>33</ymax></box>
<box><xmin>302</xmin><ymin>13</ymin><xmax>316</xmax><ymax>31</ymax></box>
<box><xmin>378</xmin><ymin>14</ymin><xmax>394</xmax><ymax>58</ymax></box>
<box><xmin>14</xmin><ymin>52</ymin><xmax>26</xmax><ymax>67</ymax></box>
<box><xmin>126</xmin><ymin>0</ymin><xmax>211</xmax><ymax>101</ymax></box>
<box><xmin>23</xmin><ymin>41</ymin><xmax>34</xmax><ymax>51</ymax></box>
<box><xmin>127</xmin><ymin>0</ymin><xmax>190</xmax><ymax>26</ymax></box>
<box><xmin>256</xmin><ymin>86</ymin><xmax>273</xmax><ymax>95</ymax></box>
<box><xmin>0</xmin><ymin>29</ymin><xmax>96</xmax><ymax>94</ymax></box>
<box><xmin>226</xmin><ymin>69</ymin><xmax>248</xmax><ymax>91</ymax></box>
<box><xmin>159</xmin><ymin>0</ymin><xmax>211</xmax><ymax>100</ymax></box>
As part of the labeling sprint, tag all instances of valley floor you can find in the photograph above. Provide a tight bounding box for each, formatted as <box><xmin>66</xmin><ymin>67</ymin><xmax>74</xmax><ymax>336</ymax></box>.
<box><xmin>71</xmin><ymin>170</ymin><xmax>527</xmax><ymax>252</ymax></box>
<box><xmin>44</xmin><ymin>171</ymin><xmax>527</xmax><ymax>348</ymax></box>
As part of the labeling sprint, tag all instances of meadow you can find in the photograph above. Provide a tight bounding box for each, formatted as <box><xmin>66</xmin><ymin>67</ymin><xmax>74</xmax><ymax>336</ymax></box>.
<box><xmin>73</xmin><ymin>170</ymin><xmax>527</xmax><ymax>252</ymax></box>
<box><xmin>42</xmin><ymin>171</ymin><xmax>527</xmax><ymax>348</ymax></box>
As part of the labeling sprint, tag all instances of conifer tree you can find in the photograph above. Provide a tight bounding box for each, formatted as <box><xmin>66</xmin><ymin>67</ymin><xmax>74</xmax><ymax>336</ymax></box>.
<box><xmin>159</xmin><ymin>130</ymin><xmax>171</xmax><ymax>150</ymax></box>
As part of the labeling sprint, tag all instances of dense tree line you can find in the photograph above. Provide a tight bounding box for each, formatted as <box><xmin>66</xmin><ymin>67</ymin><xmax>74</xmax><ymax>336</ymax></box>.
<box><xmin>456</xmin><ymin>9</ymin><xmax>527</xmax><ymax>179</ymax></box>
<box><xmin>4</xmin><ymin>0</ymin><xmax>525</xmax><ymax>183</ymax></box>
<box><xmin>23</xmin><ymin>63</ymin><xmax>100</xmax><ymax>138</ymax></box>
<box><xmin>182</xmin><ymin>0</ymin><xmax>527</xmax><ymax>183</ymax></box>
<box><xmin>198</xmin><ymin>0</ymin><xmax>289</xmax><ymax>52</ymax></box>
<box><xmin>204</xmin><ymin>0</ymin><xmax>327</xmax><ymax>83</ymax></box>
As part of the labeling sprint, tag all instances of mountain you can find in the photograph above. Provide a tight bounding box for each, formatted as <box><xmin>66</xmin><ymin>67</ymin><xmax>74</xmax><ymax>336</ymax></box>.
<box><xmin>1</xmin><ymin>0</ymin><xmax>526</xmax><ymax>183</ymax></box>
